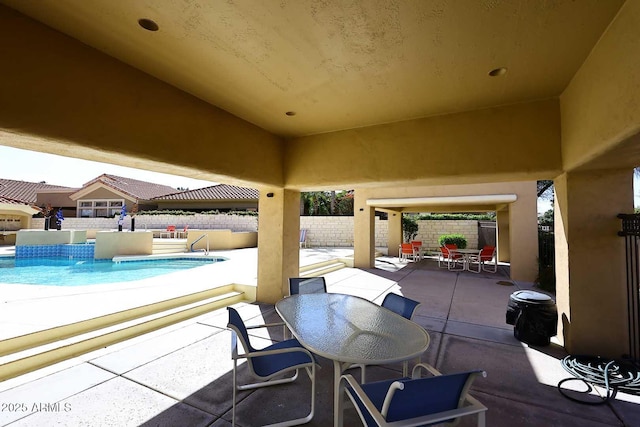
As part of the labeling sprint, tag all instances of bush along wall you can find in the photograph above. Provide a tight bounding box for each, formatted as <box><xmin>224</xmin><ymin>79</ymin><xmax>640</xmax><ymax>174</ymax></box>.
<box><xmin>438</xmin><ymin>234</ymin><xmax>468</xmax><ymax>249</ymax></box>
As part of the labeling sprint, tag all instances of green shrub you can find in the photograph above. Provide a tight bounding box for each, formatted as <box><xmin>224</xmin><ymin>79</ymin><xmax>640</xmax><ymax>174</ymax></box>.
<box><xmin>417</xmin><ymin>213</ymin><xmax>495</xmax><ymax>221</ymax></box>
<box><xmin>402</xmin><ymin>216</ymin><xmax>419</xmax><ymax>242</ymax></box>
<box><xmin>136</xmin><ymin>209</ymin><xmax>257</xmax><ymax>217</ymax></box>
<box><xmin>438</xmin><ymin>234</ymin><xmax>468</xmax><ymax>249</ymax></box>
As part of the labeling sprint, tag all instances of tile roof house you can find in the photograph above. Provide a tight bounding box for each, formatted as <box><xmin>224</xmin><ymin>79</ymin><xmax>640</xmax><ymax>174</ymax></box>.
<box><xmin>2</xmin><ymin>175</ymin><xmax>259</xmax><ymax>219</ymax></box>
<box><xmin>0</xmin><ymin>178</ymin><xmax>73</xmax><ymax>205</ymax></box>
<box><xmin>152</xmin><ymin>184</ymin><xmax>259</xmax><ymax>212</ymax></box>
<box><xmin>65</xmin><ymin>174</ymin><xmax>179</xmax><ymax>217</ymax></box>
<box><xmin>0</xmin><ymin>180</ymin><xmax>57</xmax><ymax>238</ymax></box>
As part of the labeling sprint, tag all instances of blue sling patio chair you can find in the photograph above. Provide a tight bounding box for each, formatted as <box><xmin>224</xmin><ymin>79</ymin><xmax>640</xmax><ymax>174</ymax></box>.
<box><xmin>381</xmin><ymin>293</ymin><xmax>421</xmax><ymax>321</ymax></box>
<box><xmin>351</xmin><ymin>293</ymin><xmax>423</xmax><ymax>383</ymax></box>
<box><xmin>341</xmin><ymin>363</ymin><xmax>487</xmax><ymax>427</ymax></box>
<box><xmin>288</xmin><ymin>276</ymin><xmax>327</xmax><ymax>295</ymax></box>
<box><xmin>227</xmin><ymin>307</ymin><xmax>318</xmax><ymax>427</ymax></box>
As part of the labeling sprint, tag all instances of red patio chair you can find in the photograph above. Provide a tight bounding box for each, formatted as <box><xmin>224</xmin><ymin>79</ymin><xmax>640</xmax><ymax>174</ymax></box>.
<box><xmin>468</xmin><ymin>245</ymin><xmax>497</xmax><ymax>273</ymax></box>
<box><xmin>399</xmin><ymin>243</ymin><xmax>417</xmax><ymax>262</ymax></box>
<box><xmin>439</xmin><ymin>245</ymin><xmax>464</xmax><ymax>270</ymax></box>
<box><xmin>160</xmin><ymin>225</ymin><xmax>176</xmax><ymax>238</ymax></box>
<box><xmin>410</xmin><ymin>240</ymin><xmax>423</xmax><ymax>260</ymax></box>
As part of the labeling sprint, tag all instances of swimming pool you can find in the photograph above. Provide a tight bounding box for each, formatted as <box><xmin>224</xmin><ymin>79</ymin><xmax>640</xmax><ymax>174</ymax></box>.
<box><xmin>0</xmin><ymin>257</ymin><xmax>226</xmax><ymax>286</ymax></box>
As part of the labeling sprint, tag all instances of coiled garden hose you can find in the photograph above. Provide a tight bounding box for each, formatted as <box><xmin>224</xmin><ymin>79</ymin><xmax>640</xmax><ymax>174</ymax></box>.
<box><xmin>558</xmin><ymin>355</ymin><xmax>640</xmax><ymax>405</ymax></box>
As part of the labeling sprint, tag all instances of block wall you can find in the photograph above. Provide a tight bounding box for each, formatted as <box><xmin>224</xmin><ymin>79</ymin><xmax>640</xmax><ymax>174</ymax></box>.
<box><xmin>29</xmin><ymin>216</ymin><xmax>484</xmax><ymax>248</ymax></box>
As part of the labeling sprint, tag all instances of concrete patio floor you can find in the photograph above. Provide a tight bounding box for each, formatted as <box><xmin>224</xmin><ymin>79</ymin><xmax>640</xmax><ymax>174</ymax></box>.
<box><xmin>0</xmin><ymin>249</ymin><xmax>639</xmax><ymax>426</ymax></box>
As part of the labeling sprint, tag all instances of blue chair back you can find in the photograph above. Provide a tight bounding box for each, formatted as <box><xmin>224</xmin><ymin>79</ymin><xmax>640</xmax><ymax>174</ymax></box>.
<box><xmin>227</xmin><ymin>307</ymin><xmax>256</xmax><ymax>353</ymax></box>
<box><xmin>381</xmin><ymin>293</ymin><xmax>421</xmax><ymax>320</ymax></box>
<box><xmin>289</xmin><ymin>277</ymin><xmax>327</xmax><ymax>295</ymax></box>
<box><xmin>386</xmin><ymin>371</ymin><xmax>480</xmax><ymax>422</ymax></box>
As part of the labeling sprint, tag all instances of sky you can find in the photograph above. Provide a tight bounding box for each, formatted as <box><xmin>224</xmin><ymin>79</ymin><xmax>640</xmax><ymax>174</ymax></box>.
<box><xmin>0</xmin><ymin>146</ymin><xmax>217</xmax><ymax>190</ymax></box>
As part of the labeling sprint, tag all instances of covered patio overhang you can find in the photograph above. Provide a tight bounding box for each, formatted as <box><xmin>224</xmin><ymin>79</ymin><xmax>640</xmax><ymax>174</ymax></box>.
<box><xmin>366</xmin><ymin>194</ymin><xmax>517</xmax><ymax>213</ymax></box>
<box><xmin>350</xmin><ymin>184</ymin><xmax>537</xmax><ymax>282</ymax></box>
<box><xmin>0</xmin><ymin>1</ymin><xmax>638</xmax><ymax>359</ymax></box>
<box><xmin>364</xmin><ymin>194</ymin><xmax>520</xmax><ymax>267</ymax></box>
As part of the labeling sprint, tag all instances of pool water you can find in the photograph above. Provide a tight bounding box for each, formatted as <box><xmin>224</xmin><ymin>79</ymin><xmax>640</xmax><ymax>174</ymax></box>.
<box><xmin>0</xmin><ymin>257</ymin><xmax>226</xmax><ymax>286</ymax></box>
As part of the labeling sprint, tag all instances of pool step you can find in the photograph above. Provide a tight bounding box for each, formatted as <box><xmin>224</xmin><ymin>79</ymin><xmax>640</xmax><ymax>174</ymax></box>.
<box><xmin>0</xmin><ymin>286</ymin><xmax>247</xmax><ymax>382</ymax></box>
<box><xmin>299</xmin><ymin>258</ymin><xmax>347</xmax><ymax>277</ymax></box>
<box><xmin>298</xmin><ymin>250</ymin><xmax>384</xmax><ymax>277</ymax></box>
<box><xmin>152</xmin><ymin>238</ymin><xmax>188</xmax><ymax>254</ymax></box>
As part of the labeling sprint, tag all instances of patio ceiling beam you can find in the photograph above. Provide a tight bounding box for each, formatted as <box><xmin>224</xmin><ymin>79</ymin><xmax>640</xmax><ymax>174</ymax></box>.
<box><xmin>366</xmin><ymin>194</ymin><xmax>517</xmax><ymax>210</ymax></box>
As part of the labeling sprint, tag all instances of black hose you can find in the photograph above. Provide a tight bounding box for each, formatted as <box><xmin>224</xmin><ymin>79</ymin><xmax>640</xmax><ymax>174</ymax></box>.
<box><xmin>558</xmin><ymin>355</ymin><xmax>640</xmax><ymax>405</ymax></box>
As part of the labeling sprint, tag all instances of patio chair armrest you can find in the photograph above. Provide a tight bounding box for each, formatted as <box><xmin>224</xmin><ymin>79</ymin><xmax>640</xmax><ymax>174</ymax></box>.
<box><xmin>246</xmin><ymin>321</ymin><xmax>285</xmax><ymax>330</ymax></box>
<box><xmin>340</xmin><ymin>374</ymin><xmax>390</xmax><ymax>426</ymax></box>
<box><xmin>235</xmin><ymin>344</ymin><xmax>317</xmax><ymax>363</ymax></box>
<box><xmin>411</xmin><ymin>362</ymin><xmax>442</xmax><ymax>378</ymax></box>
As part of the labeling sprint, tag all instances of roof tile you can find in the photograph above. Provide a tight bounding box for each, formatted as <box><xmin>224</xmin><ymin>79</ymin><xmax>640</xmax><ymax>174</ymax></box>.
<box><xmin>76</xmin><ymin>174</ymin><xmax>178</xmax><ymax>200</ymax></box>
<box><xmin>0</xmin><ymin>178</ymin><xmax>74</xmax><ymax>204</ymax></box>
<box><xmin>154</xmin><ymin>184</ymin><xmax>258</xmax><ymax>201</ymax></box>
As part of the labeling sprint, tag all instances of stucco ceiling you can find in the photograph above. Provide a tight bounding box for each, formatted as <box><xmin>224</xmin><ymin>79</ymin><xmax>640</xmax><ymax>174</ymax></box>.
<box><xmin>2</xmin><ymin>0</ymin><xmax>624</xmax><ymax>138</ymax></box>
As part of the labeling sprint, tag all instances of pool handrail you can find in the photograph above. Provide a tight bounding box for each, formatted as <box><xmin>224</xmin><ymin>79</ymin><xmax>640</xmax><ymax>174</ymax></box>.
<box><xmin>190</xmin><ymin>233</ymin><xmax>210</xmax><ymax>255</ymax></box>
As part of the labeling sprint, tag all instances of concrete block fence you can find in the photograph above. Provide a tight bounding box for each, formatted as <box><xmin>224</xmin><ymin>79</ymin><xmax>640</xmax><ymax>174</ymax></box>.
<box><xmin>414</xmin><ymin>220</ymin><xmax>478</xmax><ymax>249</ymax></box>
<box><xmin>32</xmin><ymin>214</ymin><xmax>258</xmax><ymax>233</ymax></box>
<box><xmin>301</xmin><ymin>217</ymin><xmax>480</xmax><ymax>249</ymax></box>
<box><xmin>31</xmin><ymin>215</ymin><xmax>485</xmax><ymax>249</ymax></box>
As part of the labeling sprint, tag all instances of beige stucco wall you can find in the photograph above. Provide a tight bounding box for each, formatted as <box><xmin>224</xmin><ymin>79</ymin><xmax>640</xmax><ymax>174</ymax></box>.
<box><xmin>0</xmin><ymin>5</ymin><xmax>284</xmax><ymax>189</ymax></box>
<box><xmin>186</xmin><ymin>230</ymin><xmax>257</xmax><ymax>251</ymax></box>
<box><xmin>16</xmin><ymin>229</ymin><xmax>87</xmax><ymax>245</ymax></box>
<box><xmin>77</xmin><ymin>187</ymin><xmax>129</xmax><ymax>201</ymax></box>
<box><xmin>285</xmin><ymin>100</ymin><xmax>561</xmax><ymax>189</ymax></box>
<box><xmin>32</xmin><ymin>214</ymin><xmax>259</xmax><ymax>233</ymax></box>
<box><xmin>256</xmin><ymin>188</ymin><xmax>301</xmax><ymax>303</ymax></box>
<box><xmin>0</xmin><ymin>233</ymin><xmax>16</xmax><ymax>245</ymax></box>
<box><xmin>94</xmin><ymin>231</ymin><xmax>153</xmax><ymax>259</ymax></box>
<box><xmin>554</xmin><ymin>169</ymin><xmax>632</xmax><ymax>358</ymax></box>
<box><xmin>36</xmin><ymin>191</ymin><xmax>75</xmax><ymax>210</ymax></box>
<box><xmin>0</xmin><ymin>215</ymin><xmax>23</xmax><ymax>231</ymax></box>
<box><xmin>560</xmin><ymin>1</ymin><xmax>640</xmax><ymax>172</ymax></box>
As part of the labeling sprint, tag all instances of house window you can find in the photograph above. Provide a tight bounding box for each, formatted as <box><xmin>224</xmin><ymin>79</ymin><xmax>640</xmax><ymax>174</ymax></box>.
<box><xmin>77</xmin><ymin>199</ymin><xmax>125</xmax><ymax>218</ymax></box>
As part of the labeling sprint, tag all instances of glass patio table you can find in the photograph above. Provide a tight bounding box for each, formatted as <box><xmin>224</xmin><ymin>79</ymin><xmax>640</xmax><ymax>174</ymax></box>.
<box><xmin>275</xmin><ymin>293</ymin><xmax>430</xmax><ymax>427</ymax></box>
<box><xmin>450</xmin><ymin>248</ymin><xmax>483</xmax><ymax>270</ymax></box>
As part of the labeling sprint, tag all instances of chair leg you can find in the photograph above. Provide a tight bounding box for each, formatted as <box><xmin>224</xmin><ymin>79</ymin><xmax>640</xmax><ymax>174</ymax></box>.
<box><xmin>482</xmin><ymin>259</ymin><xmax>497</xmax><ymax>273</ymax></box>
<box><xmin>234</xmin><ymin>364</ymin><xmax>316</xmax><ymax>427</ymax></box>
<box><xmin>448</xmin><ymin>257</ymin><xmax>464</xmax><ymax>271</ymax></box>
<box><xmin>232</xmin><ymin>361</ymin><xmax>238</xmax><ymax>426</ymax></box>
<box><xmin>478</xmin><ymin>410</ymin><xmax>486</xmax><ymax>427</ymax></box>
<box><xmin>438</xmin><ymin>256</ymin><xmax>447</xmax><ymax>268</ymax></box>
<box><xmin>468</xmin><ymin>259</ymin><xmax>481</xmax><ymax>273</ymax></box>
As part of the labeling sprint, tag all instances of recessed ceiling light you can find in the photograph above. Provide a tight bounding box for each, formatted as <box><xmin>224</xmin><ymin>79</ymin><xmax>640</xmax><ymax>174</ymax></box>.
<box><xmin>138</xmin><ymin>18</ymin><xmax>159</xmax><ymax>32</ymax></box>
<box><xmin>489</xmin><ymin>67</ymin><xmax>507</xmax><ymax>77</ymax></box>
<box><xmin>285</xmin><ymin>111</ymin><xmax>296</xmax><ymax>116</ymax></box>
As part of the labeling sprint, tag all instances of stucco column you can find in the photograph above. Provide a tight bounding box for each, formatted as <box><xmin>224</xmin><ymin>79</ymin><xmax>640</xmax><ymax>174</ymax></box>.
<box><xmin>354</xmin><ymin>190</ymin><xmax>375</xmax><ymax>268</ymax></box>
<box><xmin>496</xmin><ymin>209</ymin><xmax>510</xmax><ymax>262</ymax></box>
<box><xmin>508</xmin><ymin>183</ymin><xmax>539</xmax><ymax>282</ymax></box>
<box><xmin>257</xmin><ymin>189</ymin><xmax>300</xmax><ymax>304</ymax></box>
<box><xmin>387</xmin><ymin>211</ymin><xmax>402</xmax><ymax>257</ymax></box>
<box><xmin>555</xmin><ymin>169</ymin><xmax>632</xmax><ymax>358</ymax></box>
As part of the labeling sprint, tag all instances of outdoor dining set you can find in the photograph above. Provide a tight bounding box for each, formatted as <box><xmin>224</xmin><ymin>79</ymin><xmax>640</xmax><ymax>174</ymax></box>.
<box><xmin>400</xmin><ymin>241</ymin><xmax>498</xmax><ymax>273</ymax></box>
<box><xmin>227</xmin><ymin>276</ymin><xmax>488</xmax><ymax>426</ymax></box>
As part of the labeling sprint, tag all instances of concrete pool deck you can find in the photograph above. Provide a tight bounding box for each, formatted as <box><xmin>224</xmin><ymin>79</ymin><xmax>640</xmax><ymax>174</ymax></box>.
<box><xmin>0</xmin><ymin>247</ymin><xmax>357</xmax><ymax>340</ymax></box>
<box><xmin>0</xmin><ymin>247</ymin><xmax>639</xmax><ymax>426</ymax></box>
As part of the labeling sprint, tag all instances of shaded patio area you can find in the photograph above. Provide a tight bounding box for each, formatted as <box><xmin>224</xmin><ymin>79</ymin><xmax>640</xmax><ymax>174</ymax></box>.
<box><xmin>0</xmin><ymin>252</ymin><xmax>638</xmax><ymax>426</ymax></box>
